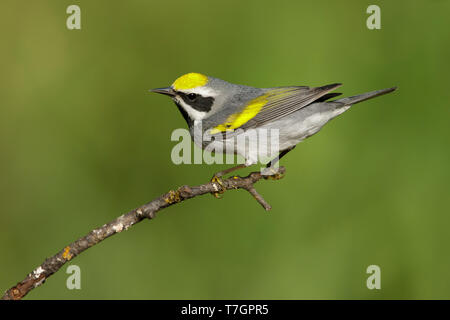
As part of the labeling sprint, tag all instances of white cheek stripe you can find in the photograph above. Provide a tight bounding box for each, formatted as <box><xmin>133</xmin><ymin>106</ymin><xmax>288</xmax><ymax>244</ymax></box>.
<box><xmin>175</xmin><ymin>97</ymin><xmax>208</xmax><ymax>121</ymax></box>
<box><xmin>181</xmin><ymin>87</ymin><xmax>218</xmax><ymax>96</ymax></box>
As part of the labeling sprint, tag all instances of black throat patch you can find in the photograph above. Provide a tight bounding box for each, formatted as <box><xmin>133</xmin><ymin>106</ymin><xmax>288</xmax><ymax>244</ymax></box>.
<box><xmin>174</xmin><ymin>101</ymin><xmax>194</xmax><ymax>127</ymax></box>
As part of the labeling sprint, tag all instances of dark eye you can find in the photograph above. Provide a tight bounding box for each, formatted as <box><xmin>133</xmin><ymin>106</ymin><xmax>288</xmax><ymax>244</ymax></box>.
<box><xmin>187</xmin><ymin>93</ymin><xmax>197</xmax><ymax>100</ymax></box>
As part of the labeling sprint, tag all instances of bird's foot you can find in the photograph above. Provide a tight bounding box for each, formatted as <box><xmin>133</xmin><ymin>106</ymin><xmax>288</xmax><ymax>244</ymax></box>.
<box><xmin>210</xmin><ymin>175</ymin><xmax>226</xmax><ymax>198</ymax></box>
<box><xmin>262</xmin><ymin>166</ymin><xmax>285</xmax><ymax>180</ymax></box>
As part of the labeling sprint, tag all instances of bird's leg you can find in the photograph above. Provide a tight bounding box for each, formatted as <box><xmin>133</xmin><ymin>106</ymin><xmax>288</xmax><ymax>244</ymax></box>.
<box><xmin>210</xmin><ymin>164</ymin><xmax>247</xmax><ymax>198</ymax></box>
<box><xmin>262</xmin><ymin>146</ymin><xmax>296</xmax><ymax>179</ymax></box>
<box><xmin>214</xmin><ymin>163</ymin><xmax>248</xmax><ymax>178</ymax></box>
<box><xmin>266</xmin><ymin>146</ymin><xmax>296</xmax><ymax>168</ymax></box>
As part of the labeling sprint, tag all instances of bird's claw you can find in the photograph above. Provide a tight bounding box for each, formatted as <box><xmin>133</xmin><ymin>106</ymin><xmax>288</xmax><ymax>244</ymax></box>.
<box><xmin>266</xmin><ymin>173</ymin><xmax>285</xmax><ymax>180</ymax></box>
<box><xmin>262</xmin><ymin>167</ymin><xmax>285</xmax><ymax>180</ymax></box>
<box><xmin>211</xmin><ymin>175</ymin><xmax>226</xmax><ymax>198</ymax></box>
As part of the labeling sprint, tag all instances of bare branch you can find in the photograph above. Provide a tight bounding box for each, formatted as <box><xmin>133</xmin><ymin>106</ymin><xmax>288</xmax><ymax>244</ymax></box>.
<box><xmin>1</xmin><ymin>167</ymin><xmax>285</xmax><ymax>300</ymax></box>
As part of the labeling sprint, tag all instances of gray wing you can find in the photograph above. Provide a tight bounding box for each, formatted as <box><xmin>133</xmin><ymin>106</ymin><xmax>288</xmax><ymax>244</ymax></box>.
<box><xmin>239</xmin><ymin>83</ymin><xmax>342</xmax><ymax>130</ymax></box>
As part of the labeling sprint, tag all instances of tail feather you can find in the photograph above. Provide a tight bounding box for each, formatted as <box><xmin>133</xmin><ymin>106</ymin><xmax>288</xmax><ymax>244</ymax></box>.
<box><xmin>335</xmin><ymin>87</ymin><xmax>397</xmax><ymax>106</ymax></box>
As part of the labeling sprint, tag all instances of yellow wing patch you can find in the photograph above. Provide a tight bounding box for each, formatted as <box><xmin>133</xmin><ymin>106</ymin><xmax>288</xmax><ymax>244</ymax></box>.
<box><xmin>210</xmin><ymin>88</ymin><xmax>295</xmax><ymax>134</ymax></box>
<box><xmin>210</xmin><ymin>93</ymin><xmax>269</xmax><ymax>134</ymax></box>
<box><xmin>172</xmin><ymin>73</ymin><xmax>208</xmax><ymax>90</ymax></box>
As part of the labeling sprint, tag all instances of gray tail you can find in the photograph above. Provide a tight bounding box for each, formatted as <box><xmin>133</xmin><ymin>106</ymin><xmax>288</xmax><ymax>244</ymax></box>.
<box><xmin>335</xmin><ymin>87</ymin><xmax>397</xmax><ymax>106</ymax></box>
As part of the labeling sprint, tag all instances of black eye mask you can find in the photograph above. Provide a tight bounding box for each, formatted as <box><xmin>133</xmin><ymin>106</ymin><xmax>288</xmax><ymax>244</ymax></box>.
<box><xmin>177</xmin><ymin>92</ymin><xmax>214</xmax><ymax>112</ymax></box>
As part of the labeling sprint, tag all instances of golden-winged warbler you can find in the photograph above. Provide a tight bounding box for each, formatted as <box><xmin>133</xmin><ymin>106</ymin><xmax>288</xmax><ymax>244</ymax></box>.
<box><xmin>151</xmin><ymin>73</ymin><xmax>396</xmax><ymax>179</ymax></box>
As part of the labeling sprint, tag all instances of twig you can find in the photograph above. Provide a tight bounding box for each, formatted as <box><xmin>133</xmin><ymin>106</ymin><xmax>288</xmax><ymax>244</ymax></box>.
<box><xmin>1</xmin><ymin>167</ymin><xmax>285</xmax><ymax>300</ymax></box>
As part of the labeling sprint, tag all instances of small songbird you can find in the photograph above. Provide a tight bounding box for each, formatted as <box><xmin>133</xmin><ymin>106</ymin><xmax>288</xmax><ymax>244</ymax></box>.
<box><xmin>151</xmin><ymin>73</ymin><xmax>396</xmax><ymax>181</ymax></box>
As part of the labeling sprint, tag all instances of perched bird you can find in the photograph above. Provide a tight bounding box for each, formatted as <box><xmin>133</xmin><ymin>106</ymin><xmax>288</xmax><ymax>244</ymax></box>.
<box><xmin>151</xmin><ymin>73</ymin><xmax>396</xmax><ymax>181</ymax></box>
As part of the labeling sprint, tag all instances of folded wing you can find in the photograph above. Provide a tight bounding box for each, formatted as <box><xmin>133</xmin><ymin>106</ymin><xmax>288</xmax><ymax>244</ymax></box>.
<box><xmin>210</xmin><ymin>83</ymin><xmax>342</xmax><ymax>135</ymax></box>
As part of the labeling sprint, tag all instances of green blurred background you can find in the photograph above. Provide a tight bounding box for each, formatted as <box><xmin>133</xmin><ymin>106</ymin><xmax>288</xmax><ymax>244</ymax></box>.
<box><xmin>1</xmin><ymin>0</ymin><xmax>449</xmax><ymax>299</ymax></box>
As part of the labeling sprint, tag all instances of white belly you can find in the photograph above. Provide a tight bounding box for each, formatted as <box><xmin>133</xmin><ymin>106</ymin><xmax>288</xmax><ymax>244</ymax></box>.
<box><xmin>201</xmin><ymin>103</ymin><xmax>351</xmax><ymax>164</ymax></box>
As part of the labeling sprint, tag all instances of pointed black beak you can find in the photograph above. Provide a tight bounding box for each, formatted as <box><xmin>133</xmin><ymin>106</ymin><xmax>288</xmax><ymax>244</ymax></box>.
<box><xmin>150</xmin><ymin>87</ymin><xmax>175</xmax><ymax>97</ymax></box>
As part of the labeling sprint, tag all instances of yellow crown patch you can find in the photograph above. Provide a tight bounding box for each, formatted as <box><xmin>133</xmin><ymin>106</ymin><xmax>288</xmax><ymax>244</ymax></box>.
<box><xmin>172</xmin><ymin>73</ymin><xmax>208</xmax><ymax>90</ymax></box>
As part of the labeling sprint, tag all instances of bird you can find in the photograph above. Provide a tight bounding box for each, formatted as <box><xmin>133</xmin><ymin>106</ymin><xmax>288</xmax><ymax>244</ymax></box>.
<box><xmin>151</xmin><ymin>72</ymin><xmax>396</xmax><ymax>190</ymax></box>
